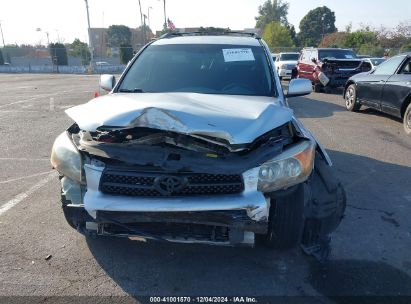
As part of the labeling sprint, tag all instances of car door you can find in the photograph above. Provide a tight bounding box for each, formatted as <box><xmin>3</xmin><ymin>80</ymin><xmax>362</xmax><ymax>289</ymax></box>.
<box><xmin>380</xmin><ymin>56</ymin><xmax>411</xmax><ymax>118</ymax></box>
<box><xmin>356</xmin><ymin>55</ymin><xmax>406</xmax><ymax>109</ymax></box>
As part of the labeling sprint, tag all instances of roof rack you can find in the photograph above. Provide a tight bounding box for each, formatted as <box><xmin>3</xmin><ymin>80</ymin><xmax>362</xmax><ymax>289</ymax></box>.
<box><xmin>160</xmin><ymin>31</ymin><xmax>260</xmax><ymax>39</ymax></box>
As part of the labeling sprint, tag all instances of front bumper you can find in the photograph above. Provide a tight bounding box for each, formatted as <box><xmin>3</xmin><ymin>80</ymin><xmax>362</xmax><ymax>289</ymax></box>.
<box><xmin>278</xmin><ymin>68</ymin><xmax>292</xmax><ymax>78</ymax></box>
<box><xmin>76</xmin><ymin>164</ymin><xmax>269</xmax><ymax>246</ymax></box>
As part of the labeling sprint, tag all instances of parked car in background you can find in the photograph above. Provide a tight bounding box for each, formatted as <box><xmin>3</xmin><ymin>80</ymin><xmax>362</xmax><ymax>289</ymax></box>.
<box><xmin>274</xmin><ymin>52</ymin><xmax>300</xmax><ymax>80</ymax></box>
<box><xmin>51</xmin><ymin>33</ymin><xmax>345</xmax><ymax>259</ymax></box>
<box><xmin>363</xmin><ymin>57</ymin><xmax>386</xmax><ymax>69</ymax></box>
<box><xmin>344</xmin><ymin>53</ymin><xmax>411</xmax><ymax>135</ymax></box>
<box><xmin>296</xmin><ymin>48</ymin><xmax>372</xmax><ymax>92</ymax></box>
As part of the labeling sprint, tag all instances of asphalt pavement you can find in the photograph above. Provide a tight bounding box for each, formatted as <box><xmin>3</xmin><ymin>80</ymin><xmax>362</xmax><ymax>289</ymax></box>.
<box><xmin>0</xmin><ymin>74</ymin><xmax>410</xmax><ymax>302</ymax></box>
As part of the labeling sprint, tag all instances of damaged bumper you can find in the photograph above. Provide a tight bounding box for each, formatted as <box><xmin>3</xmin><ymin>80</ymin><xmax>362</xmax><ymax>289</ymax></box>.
<box><xmin>73</xmin><ymin>164</ymin><xmax>269</xmax><ymax>246</ymax></box>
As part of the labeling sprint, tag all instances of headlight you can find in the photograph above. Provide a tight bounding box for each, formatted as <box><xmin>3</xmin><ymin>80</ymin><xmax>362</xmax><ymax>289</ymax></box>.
<box><xmin>258</xmin><ymin>140</ymin><xmax>315</xmax><ymax>193</ymax></box>
<box><xmin>50</xmin><ymin>131</ymin><xmax>83</xmax><ymax>184</ymax></box>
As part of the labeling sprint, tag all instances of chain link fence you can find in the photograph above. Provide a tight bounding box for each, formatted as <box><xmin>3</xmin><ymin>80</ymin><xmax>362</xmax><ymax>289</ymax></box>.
<box><xmin>0</xmin><ymin>46</ymin><xmax>139</xmax><ymax>74</ymax></box>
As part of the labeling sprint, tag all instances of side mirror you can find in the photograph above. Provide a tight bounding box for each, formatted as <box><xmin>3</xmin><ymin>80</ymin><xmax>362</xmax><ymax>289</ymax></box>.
<box><xmin>311</xmin><ymin>57</ymin><xmax>317</xmax><ymax>63</ymax></box>
<box><xmin>100</xmin><ymin>74</ymin><xmax>116</xmax><ymax>92</ymax></box>
<box><xmin>286</xmin><ymin>78</ymin><xmax>312</xmax><ymax>98</ymax></box>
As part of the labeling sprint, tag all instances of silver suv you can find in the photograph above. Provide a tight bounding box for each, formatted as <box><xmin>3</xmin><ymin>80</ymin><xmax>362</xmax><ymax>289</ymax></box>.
<box><xmin>51</xmin><ymin>33</ymin><xmax>345</xmax><ymax>259</ymax></box>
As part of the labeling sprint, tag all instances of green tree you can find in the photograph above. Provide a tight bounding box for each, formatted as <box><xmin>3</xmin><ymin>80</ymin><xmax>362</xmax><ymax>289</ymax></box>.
<box><xmin>0</xmin><ymin>49</ymin><xmax>4</xmax><ymax>65</ymax></box>
<box><xmin>400</xmin><ymin>42</ymin><xmax>411</xmax><ymax>53</ymax></box>
<box><xmin>69</xmin><ymin>39</ymin><xmax>91</xmax><ymax>65</ymax></box>
<box><xmin>298</xmin><ymin>6</ymin><xmax>337</xmax><ymax>46</ymax></box>
<box><xmin>344</xmin><ymin>30</ymin><xmax>379</xmax><ymax>49</ymax></box>
<box><xmin>49</xmin><ymin>43</ymin><xmax>68</xmax><ymax>66</ymax></box>
<box><xmin>107</xmin><ymin>25</ymin><xmax>131</xmax><ymax>47</ymax></box>
<box><xmin>319</xmin><ymin>32</ymin><xmax>348</xmax><ymax>48</ymax></box>
<box><xmin>255</xmin><ymin>0</ymin><xmax>290</xmax><ymax>30</ymax></box>
<box><xmin>287</xmin><ymin>24</ymin><xmax>299</xmax><ymax>46</ymax></box>
<box><xmin>263</xmin><ymin>21</ymin><xmax>294</xmax><ymax>49</ymax></box>
<box><xmin>119</xmin><ymin>44</ymin><xmax>134</xmax><ymax>64</ymax></box>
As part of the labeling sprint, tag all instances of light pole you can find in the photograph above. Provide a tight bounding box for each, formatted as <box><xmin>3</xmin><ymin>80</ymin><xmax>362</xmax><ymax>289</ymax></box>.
<box><xmin>138</xmin><ymin>0</ymin><xmax>144</xmax><ymax>45</ymax></box>
<box><xmin>84</xmin><ymin>0</ymin><xmax>94</xmax><ymax>70</ymax></box>
<box><xmin>0</xmin><ymin>21</ymin><xmax>6</xmax><ymax>47</ymax></box>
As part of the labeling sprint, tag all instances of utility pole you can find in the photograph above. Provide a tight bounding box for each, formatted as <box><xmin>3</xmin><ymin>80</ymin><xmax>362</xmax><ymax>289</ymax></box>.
<box><xmin>143</xmin><ymin>14</ymin><xmax>147</xmax><ymax>43</ymax></box>
<box><xmin>0</xmin><ymin>21</ymin><xmax>6</xmax><ymax>47</ymax></box>
<box><xmin>163</xmin><ymin>0</ymin><xmax>167</xmax><ymax>30</ymax></box>
<box><xmin>138</xmin><ymin>0</ymin><xmax>144</xmax><ymax>46</ymax></box>
<box><xmin>45</xmin><ymin>31</ymin><xmax>50</xmax><ymax>45</ymax></box>
<box><xmin>84</xmin><ymin>0</ymin><xmax>94</xmax><ymax>70</ymax></box>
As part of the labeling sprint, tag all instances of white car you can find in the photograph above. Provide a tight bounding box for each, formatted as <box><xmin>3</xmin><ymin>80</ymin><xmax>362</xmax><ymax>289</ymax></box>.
<box><xmin>275</xmin><ymin>52</ymin><xmax>300</xmax><ymax>80</ymax></box>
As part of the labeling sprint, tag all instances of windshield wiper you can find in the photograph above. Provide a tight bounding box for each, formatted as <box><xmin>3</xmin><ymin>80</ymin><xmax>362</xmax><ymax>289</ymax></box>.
<box><xmin>118</xmin><ymin>88</ymin><xmax>145</xmax><ymax>93</ymax></box>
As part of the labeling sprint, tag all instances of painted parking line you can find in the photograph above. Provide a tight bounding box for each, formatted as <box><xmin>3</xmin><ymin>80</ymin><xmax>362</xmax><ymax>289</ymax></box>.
<box><xmin>0</xmin><ymin>170</ymin><xmax>54</xmax><ymax>185</ymax></box>
<box><xmin>0</xmin><ymin>172</ymin><xmax>57</xmax><ymax>217</ymax></box>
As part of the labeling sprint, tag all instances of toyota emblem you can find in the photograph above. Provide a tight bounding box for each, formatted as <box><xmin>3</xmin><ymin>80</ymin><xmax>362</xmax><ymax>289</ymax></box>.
<box><xmin>154</xmin><ymin>176</ymin><xmax>188</xmax><ymax>195</ymax></box>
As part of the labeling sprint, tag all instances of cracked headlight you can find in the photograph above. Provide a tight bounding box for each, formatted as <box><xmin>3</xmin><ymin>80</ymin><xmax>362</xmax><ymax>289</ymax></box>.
<box><xmin>258</xmin><ymin>140</ymin><xmax>315</xmax><ymax>193</ymax></box>
<box><xmin>50</xmin><ymin>132</ymin><xmax>83</xmax><ymax>184</ymax></box>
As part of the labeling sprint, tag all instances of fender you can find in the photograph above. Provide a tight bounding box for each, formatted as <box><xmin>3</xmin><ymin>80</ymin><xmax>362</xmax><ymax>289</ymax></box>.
<box><xmin>291</xmin><ymin>117</ymin><xmax>333</xmax><ymax>166</ymax></box>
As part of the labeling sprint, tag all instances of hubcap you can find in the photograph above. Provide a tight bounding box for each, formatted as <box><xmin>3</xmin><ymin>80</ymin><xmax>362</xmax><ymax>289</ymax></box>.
<box><xmin>345</xmin><ymin>88</ymin><xmax>355</xmax><ymax>108</ymax></box>
<box><xmin>407</xmin><ymin>110</ymin><xmax>411</xmax><ymax>129</ymax></box>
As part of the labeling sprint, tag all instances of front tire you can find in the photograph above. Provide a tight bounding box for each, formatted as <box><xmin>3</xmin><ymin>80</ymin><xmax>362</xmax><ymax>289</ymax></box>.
<box><xmin>262</xmin><ymin>185</ymin><xmax>305</xmax><ymax>250</ymax></box>
<box><xmin>345</xmin><ymin>84</ymin><xmax>361</xmax><ymax>111</ymax></box>
<box><xmin>404</xmin><ymin>103</ymin><xmax>411</xmax><ymax>136</ymax></box>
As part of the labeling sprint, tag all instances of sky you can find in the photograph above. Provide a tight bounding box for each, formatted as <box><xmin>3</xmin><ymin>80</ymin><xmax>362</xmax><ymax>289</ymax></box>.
<box><xmin>0</xmin><ymin>0</ymin><xmax>410</xmax><ymax>46</ymax></box>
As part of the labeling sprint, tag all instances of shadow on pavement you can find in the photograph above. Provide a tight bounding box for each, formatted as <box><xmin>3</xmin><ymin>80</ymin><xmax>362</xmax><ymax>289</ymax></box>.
<box><xmin>309</xmin><ymin>260</ymin><xmax>411</xmax><ymax>304</ymax></box>
<box><xmin>85</xmin><ymin>149</ymin><xmax>411</xmax><ymax>299</ymax></box>
<box><xmin>288</xmin><ymin>96</ymin><xmax>345</xmax><ymax>119</ymax></box>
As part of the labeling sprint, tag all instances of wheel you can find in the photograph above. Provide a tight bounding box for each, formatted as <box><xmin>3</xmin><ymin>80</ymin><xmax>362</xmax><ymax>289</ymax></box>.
<box><xmin>262</xmin><ymin>185</ymin><xmax>305</xmax><ymax>250</ymax></box>
<box><xmin>345</xmin><ymin>84</ymin><xmax>361</xmax><ymax>111</ymax></box>
<box><xmin>403</xmin><ymin>103</ymin><xmax>411</xmax><ymax>136</ymax></box>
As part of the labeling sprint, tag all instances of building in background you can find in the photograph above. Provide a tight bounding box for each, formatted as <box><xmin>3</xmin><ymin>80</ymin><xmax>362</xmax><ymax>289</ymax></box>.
<box><xmin>90</xmin><ymin>27</ymin><xmax>154</xmax><ymax>57</ymax></box>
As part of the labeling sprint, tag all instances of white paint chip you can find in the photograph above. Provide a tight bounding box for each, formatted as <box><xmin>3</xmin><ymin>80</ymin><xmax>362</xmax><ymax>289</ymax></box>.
<box><xmin>222</xmin><ymin>48</ymin><xmax>255</xmax><ymax>62</ymax></box>
<box><xmin>0</xmin><ymin>172</ymin><xmax>56</xmax><ymax>217</ymax></box>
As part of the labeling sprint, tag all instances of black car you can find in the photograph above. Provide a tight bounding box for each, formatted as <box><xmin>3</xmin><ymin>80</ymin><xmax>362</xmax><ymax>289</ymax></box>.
<box><xmin>344</xmin><ymin>53</ymin><xmax>411</xmax><ymax>135</ymax></box>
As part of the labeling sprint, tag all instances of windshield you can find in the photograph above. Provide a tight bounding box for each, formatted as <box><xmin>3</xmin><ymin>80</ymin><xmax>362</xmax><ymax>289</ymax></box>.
<box><xmin>279</xmin><ymin>53</ymin><xmax>299</xmax><ymax>61</ymax></box>
<box><xmin>319</xmin><ymin>50</ymin><xmax>357</xmax><ymax>60</ymax></box>
<box><xmin>370</xmin><ymin>58</ymin><xmax>385</xmax><ymax>66</ymax></box>
<box><xmin>119</xmin><ymin>44</ymin><xmax>275</xmax><ymax>96</ymax></box>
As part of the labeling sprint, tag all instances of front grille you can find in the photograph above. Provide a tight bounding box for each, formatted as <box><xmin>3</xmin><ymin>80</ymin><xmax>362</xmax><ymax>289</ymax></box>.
<box><xmin>100</xmin><ymin>170</ymin><xmax>244</xmax><ymax>197</ymax></box>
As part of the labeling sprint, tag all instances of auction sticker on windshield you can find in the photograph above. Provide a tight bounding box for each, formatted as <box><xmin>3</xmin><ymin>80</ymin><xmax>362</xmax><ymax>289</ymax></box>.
<box><xmin>222</xmin><ymin>48</ymin><xmax>255</xmax><ymax>62</ymax></box>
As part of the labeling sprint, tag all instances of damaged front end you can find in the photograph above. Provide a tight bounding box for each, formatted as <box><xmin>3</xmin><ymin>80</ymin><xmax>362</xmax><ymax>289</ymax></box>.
<box><xmin>51</xmin><ymin>110</ymin><xmax>345</xmax><ymax>254</ymax></box>
<box><xmin>318</xmin><ymin>59</ymin><xmax>372</xmax><ymax>88</ymax></box>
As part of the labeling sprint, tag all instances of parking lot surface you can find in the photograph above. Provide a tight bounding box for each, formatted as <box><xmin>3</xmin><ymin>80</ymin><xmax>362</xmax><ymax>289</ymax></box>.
<box><xmin>0</xmin><ymin>74</ymin><xmax>410</xmax><ymax>302</ymax></box>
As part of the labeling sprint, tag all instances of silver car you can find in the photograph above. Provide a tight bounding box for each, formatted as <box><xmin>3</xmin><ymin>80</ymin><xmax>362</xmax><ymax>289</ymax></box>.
<box><xmin>51</xmin><ymin>33</ymin><xmax>345</xmax><ymax>259</ymax></box>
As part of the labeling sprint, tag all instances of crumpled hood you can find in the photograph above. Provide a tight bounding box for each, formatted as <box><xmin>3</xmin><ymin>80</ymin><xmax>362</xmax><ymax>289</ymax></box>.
<box><xmin>65</xmin><ymin>92</ymin><xmax>293</xmax><ymax>145</ymax></box>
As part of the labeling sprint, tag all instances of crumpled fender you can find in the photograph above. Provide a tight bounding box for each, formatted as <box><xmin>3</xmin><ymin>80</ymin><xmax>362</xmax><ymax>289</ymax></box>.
<box><xmin>291</xmin><ymin>117</ymin><xmax>332</xmax><ymax>166</ymax></box>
